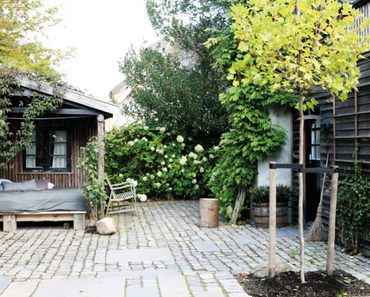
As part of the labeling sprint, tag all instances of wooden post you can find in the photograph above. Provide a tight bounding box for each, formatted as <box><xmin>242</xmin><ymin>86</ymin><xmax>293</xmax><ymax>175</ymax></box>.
<box><xmin>269</xmin><ymin>161</ymin><xmax>276</xmax><ymax>278</ymax></box>
<box><xmin>199</xmin><ymin>198</ymin><xmax>219</xmax><ymax>228</ymax></box>
<box><xmin>327</xmin><ymin>166</ymin><xmax>339</xmax><ymax>276</ymax></box>
<box><xmin>97</xmin><ymin>114</ymin><xmax>105</xmax><ymax>220</ymax></box>
<box><xmin>3</xmin><ymin>215</ymin><xmax>17</xmax><ymax>232</ymax></box>
<box><xmin>74</xmin><ymin>213</ymin><xmax>86</xmax><ymax>230</ymax></box>
<box><xmin>97</xmin><ymin>114</ymin><xmax>105</xmax><ymax>180</ymax></box>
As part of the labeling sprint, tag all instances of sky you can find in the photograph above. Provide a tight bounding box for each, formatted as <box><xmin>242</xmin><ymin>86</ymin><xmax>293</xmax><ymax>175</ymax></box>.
<box><xmin>45</xmin><ymin>0</ymin><xmax>158</xmax><ymax>101</ymax></box>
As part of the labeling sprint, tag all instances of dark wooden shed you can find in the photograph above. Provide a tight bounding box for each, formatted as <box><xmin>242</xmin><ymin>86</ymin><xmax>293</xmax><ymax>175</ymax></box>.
<box><xmin>0</xmin><ymin>76</ymin><xmax>119</xmax><ymax>187</ymax></box>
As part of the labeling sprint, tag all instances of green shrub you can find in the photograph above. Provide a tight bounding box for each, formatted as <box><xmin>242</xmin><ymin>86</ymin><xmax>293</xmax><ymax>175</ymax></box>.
<box><xmin>104</xmin><ymin>121</ymin><xmax>218</xmax><ymax>199</ymax></box>
<box><xmin>249</xmin><ymin>184</ymin><xmax>296</xmax><ymax>204</ymax></box>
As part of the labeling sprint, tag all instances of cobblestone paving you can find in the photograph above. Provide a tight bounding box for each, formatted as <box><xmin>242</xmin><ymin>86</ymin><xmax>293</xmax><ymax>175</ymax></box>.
<box><xmin>0</xmin><ymin>200</ymin><xmax>369</xmax><ymax>296</ymax></box>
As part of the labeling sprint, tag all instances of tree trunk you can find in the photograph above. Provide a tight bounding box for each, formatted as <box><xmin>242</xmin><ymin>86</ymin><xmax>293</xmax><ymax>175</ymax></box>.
<box><xmin>230</xmin><ymin>188</ymin><xmax>246</xmax><ymax>224</ymax></box>
<box><xmin>299</xmin><ymin>96</ymin><xmax>305</xmax><ymax>283</ymax></box>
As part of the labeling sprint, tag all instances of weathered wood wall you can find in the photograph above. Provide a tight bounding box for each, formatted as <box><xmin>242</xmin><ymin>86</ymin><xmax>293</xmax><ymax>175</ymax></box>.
<box><xmin>0</xmin><ymin>116</ymin><xmax>97</xmax><ymax>187</ymax></box>
<box><xmin>291</xmin><ymin>51</ymin><xmax>370</xmax><ymax>235</ymax></box>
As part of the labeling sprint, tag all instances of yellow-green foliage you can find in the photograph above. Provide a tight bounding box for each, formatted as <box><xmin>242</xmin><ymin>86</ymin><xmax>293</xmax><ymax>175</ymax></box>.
<box><xmin>229</xmin><ymin>0</ymin><xmax>370</xmax><ymax>106</ymax></box>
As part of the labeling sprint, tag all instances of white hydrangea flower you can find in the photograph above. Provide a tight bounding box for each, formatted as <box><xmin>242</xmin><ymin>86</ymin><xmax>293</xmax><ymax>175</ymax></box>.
<box><xmin>181</xmin><ymin>169</ymin><xmax>184</xmax><ymax>173</ymax></box>
<box><xmin>179</xmin><ymin>156</ymin><xmax>187</xmax><ymax>165</ymax></box>
<box><xmin>156</xmin><ymin>149</ymin><xmax>164</xmax><ymax>154</ymax></box>
<box><xmin>138</xmin><ymin>120</ymin><xmax>142</xmax><ymax>125</ymax></box>
<box><xmin>168</xmin><ymin>164</ymin><xmax>172</xmax><ymax>168</ymax></box>
<box><xmin>209</xmin><ymin>154</ymin><xmax>215</xmax><ymax>159</ymax></box>
<box><xmin>142</xmin><ymin>137</ymin><xmax>148</xmax><ymax>141</ymax></box>
<box><xmin>151</xmin><ymin>147</ymin><xmax>155</xmax><ymax>151</ymax></box>
<box><xmin>146</xmin><ymin>173</ymin><xmax>150</xmax><ymax>176</ymax></box>
<box><xmin>167</xmin><ymin>132</ymin><xmax>171</xmax><ymax>136</ymax></box>
<box><xmin>202</xmin><ymin>157</ymin><xmax>207</xmax><ymax>162</ymax></box>
<box><xmin>157</xmin><ymin>172</ymin><xmax>162</xmax><ymax>177</ymax></box>
<box><xmin>169</xmin><ymin>158</ymin><xmax>173</xmax><ymax>163</ymax></box>
<box><xmin>134</xmin><ymin>139</ymin><xmax>138</xmax><ymax>142</ymax></box>
<box><xmin>150</xmin><ymin>175</ymin><xmax>154</xmax><ymax>179</ymax></box>
<box><xmin>164</xmin><ymin>145</ymin><xmax>167</xmax><ymax>148</ymax></box>
<box><xmin>144</xmin><ymin>126</ymin><xmax>149</xmax><ymax>131</ymax></box>
<box><xmin>161</xmin><ymin>161</ymin><xmax>165</xmax><ymax>166</ymax></box>
<box><xmin>155</xmin><ymin>127</ymin><xmax>160</xmax><ymax>131</ymax></box>
<box><xmin>166</xmin><ymin>183</ymin><xmax>169</xmax><ymax>187</ymax></box>
<box><xmin>194</xmin><ymin>185</ymin><xmax>199</xmax><ymax>190</ymax></box>
<box><xmin>169</xmin><ymin>187</ymin><xmax>172</xmax><ymax>191</ymax></box>
<box><xmin>181</xmin><ymin>143</ymin><xmax>185</xmax><ymax>148</ymax></box>
<box><xmin>128</xmin><ymin>141</ymin><xmax>134</xmax><ymax>146</ymax></box>
<box><xmin>164</xmin><ymin>155</ymin><xmax>168</xmax><ymax>158</ymax></box>
<box><xmin>119</xmin><ymin>173</ymin><xmax>123</xmax><ymax>177</ymax></box>
<box><xmin>189</xmin><ymin>152</ymin><xmax>197</xmax><ymax>160</ymax></box>
<box><xmin>159</xmin><ymin>127</ymin><xmax>166</xmax><ymax>133</ymax></box>
<box><xmin>200</xmin><ymin>167</ymin><xmax>204</xmax><ymax>173</ymax></box>
<box><xmin>195</xmin><ymin>144</ymin><xmax>204</xmax><ymax>153</ymax></box>
<box><xmin>188</xmin><ymin>137</ymin><xmax>192</xmax><ymax>141</ymax></box>
<box><xmin>172</xmin><ymin>155</ymin><xmax>175</xmax><ymax>158</ymax></box>
<box><xmin>192</xmin><ymin>179</ymin><xmax>197</xmax><ymax>184</ymax></box>
<box><xmin>155</xmin><ymin>182</ymin><xmax>161</xmax><ymax>187</ymax></box>
<box><xmin>126</xmin><ymin>178</ymin><xmax>138</xmax><ymax>187</ymax></box>
<box><xmin>214</xmin><ymin>146</ymin><xmax>220</xmax><ymax>150</ymax></box>
<box><xmin>162</xmin><ymin>168</ymin><xmax>168</xmax><ymax>172</ymax></box>
<box><xmin>172</xmin><ymin>143</ymin><xmax>176</xmax><ymax>147</ymax></box>
<box><xmin>192</xmin><ymin>173</ymin><xmax>197</xmax><ymax>178</ymax></box>
<box><xmin>176</xmin><ymin>135</ymin><xmax>184</xmax><ymax>143</ymax></box>
<box><xmin>143</xmin><ymin>176</ymin><xmax>148</xmax><ymax>181</ymax></box>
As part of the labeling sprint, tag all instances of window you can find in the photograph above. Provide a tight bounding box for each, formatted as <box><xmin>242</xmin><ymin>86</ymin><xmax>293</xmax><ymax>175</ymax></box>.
<box><xmin>24</xmin><ymin>129</ymin><xmax>71</xmax><ymax>172</ymax></box>
<box><xmin>310</xmin><ymin>119</ymin><xmax>320</xmax><ymax>161</ymax></box>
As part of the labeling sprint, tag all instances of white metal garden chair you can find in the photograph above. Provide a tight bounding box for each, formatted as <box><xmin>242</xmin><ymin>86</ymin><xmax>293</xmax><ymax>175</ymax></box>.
<box><xmin>105</xmin><ymin>175</ymin><xmax>138</xmax><ymax>216</ymax></box>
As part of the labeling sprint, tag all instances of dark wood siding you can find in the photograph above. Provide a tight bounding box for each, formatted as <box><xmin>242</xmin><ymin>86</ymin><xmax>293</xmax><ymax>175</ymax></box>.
<box><xmin>0</xmin><ymin>116</ymin><xmax>97</xmax><ymax>187</ymax></box>
<box><xmin>291</xmin><ymin>51</ymin><xmax>370</xmax><ymax>232</ymax></box>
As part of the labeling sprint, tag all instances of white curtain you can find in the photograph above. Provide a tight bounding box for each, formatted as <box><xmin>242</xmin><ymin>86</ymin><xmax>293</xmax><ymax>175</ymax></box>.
<box><xmin>51</xmin><ymin>131</ymin><xmax>67</xmax><ymax>168</ymax></box>
<box><xmin>26</xmin><ymin>133</ymin><xmax>37</xmax><ymax>168</ymax></box>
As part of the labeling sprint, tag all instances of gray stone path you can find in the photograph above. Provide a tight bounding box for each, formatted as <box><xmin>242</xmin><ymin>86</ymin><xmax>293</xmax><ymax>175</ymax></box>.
<box><xmin>0</xmin><ymin>200</ymin><xmax>369</xmax><ymax>296</ymax></box>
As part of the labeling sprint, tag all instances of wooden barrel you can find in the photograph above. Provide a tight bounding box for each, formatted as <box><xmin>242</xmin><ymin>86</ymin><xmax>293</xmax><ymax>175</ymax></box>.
<box><xmin>199</xmin><ymin>198</ymin><xmax>219</xmax><ymax>228</ymax></box>
<box><xmin>253</xmin><ymin>202</ymin><xmax>287</xmax><ymax>228</ymax></box>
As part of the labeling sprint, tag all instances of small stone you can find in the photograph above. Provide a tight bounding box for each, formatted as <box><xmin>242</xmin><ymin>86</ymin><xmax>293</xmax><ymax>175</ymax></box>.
<box><xmin>96</xmin><ymin>218</ymin><xmax>116</xmax><ymax>235</ymax></box>
<box><xmin>250</xmin><ymin>259</ymin><xmax>291</xmax><ymax>278</ymax></box>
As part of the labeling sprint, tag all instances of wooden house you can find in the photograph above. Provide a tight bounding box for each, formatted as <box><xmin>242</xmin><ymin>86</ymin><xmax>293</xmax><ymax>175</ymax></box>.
<box><xmin>290</xmin><ymin>0</ymin><xmax>370</xmax><ymax>251</ymax></box>
<box><xmin>0</xmin><ymin>76</ymin><xmax>119</xmax><ymax>187</ymax></box>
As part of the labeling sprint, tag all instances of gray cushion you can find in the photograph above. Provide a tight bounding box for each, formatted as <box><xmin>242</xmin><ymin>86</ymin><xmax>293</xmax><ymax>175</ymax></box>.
<box><xmin>35</xmin><ymin>179</ymin><xmax>49</xmax><ymax>190</ymax></box>
<box><xmin>2</xmin><ymin>180</ymin><xmax>39</xmax><ymax>192</ymax></box>
<box><xmin>0</xmin><ymin>179</ymin><xmax>12</xmax><ymax>184</ymax></box>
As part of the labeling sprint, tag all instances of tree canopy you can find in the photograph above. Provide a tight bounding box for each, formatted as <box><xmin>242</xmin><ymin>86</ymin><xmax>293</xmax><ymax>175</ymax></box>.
<box><xmin>118</xmin><ymin>0</ymin><xmax>231</xmax><ymax>137</ymax></box>
<box><xmin>0</xmin><ymin>0</ymin><xmax>75</xmax><ymax>75</ymax></box>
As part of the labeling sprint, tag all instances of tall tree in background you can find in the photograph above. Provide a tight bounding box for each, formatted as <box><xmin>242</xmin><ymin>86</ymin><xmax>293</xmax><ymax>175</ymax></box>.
<box><xmin>119</xmin><ymin>0</ymin><xmax>231</xmax><ymax>137</ymax></box>
<box><xmin>229</xmin><ymin>0</ymin><xmax>370</xmax><ymax>282</ymax></box>
<box><xmin>0</xmin><ymin>0</ymin><xmax>75</xmax><ymax>75</ymax></box>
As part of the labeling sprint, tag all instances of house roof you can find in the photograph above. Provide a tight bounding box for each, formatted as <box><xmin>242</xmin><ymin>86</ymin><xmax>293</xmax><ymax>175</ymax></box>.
<box><xmin>11</xmin><ymin>76</ymin><xmax>119</xmax><ymax>119</ymax></box>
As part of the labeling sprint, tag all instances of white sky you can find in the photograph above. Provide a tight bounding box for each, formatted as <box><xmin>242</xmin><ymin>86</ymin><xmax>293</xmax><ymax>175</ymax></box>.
<box><xmin>45</xmin><ymin>0</ymin><xmax>158</xmax><ymax>101</ymax></box>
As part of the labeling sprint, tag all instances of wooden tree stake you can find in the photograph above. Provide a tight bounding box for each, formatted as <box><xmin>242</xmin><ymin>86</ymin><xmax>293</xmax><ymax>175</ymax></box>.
<box><xmin>326</xmin><ymin>166</ymin><xmax>339</xmax><ymax>276</ymax></box>
<box><xmin>269</xmin><ymin>161</ymin><xmax>276</xmax><ymax>278</ymax></box>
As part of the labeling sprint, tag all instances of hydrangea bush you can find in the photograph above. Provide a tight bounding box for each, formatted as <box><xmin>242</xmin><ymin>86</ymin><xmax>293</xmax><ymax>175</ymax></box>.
<box><xmin>104</xmin><ymin>122</ymin><xmax>218</xmax><ymax>199</ymax></box>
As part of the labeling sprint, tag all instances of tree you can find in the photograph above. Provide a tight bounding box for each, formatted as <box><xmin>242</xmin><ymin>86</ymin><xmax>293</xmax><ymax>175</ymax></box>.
<box><xmin>229</xmin><ymin>0</ymin><xmax>370</xmax><ymax>282</ymax></box>
<box><xmin>205</xmin><ymin>0</ymin><xmax>298</xmax><ymax>223</ymax></box>
<box><xmin>0</xmin><ymin>0</ymin><xmax>75</xmax><ymax>75</ymax></box>
<box><xmin>118</xmin><ymin>0</ymin><xmax>231</xmax><ymax>137</ymax></box>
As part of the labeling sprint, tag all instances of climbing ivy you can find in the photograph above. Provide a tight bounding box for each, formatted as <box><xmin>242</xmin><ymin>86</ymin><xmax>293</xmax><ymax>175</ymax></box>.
<box><xmin>337</xmin><ymin>146</ymin><xmax>370</xmax><ymax>254</ymax></box>
<box><xmin>0</xmin><ymin>65</ymin><xmax>67</xmax><ymax>169</ymax></box>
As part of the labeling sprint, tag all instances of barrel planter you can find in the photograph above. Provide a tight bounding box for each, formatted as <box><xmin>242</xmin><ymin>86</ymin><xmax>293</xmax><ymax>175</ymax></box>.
<box><xmin>252</xmin><ymin>202</ymin><xmax>288</xmax><ymax>228</ymax></box>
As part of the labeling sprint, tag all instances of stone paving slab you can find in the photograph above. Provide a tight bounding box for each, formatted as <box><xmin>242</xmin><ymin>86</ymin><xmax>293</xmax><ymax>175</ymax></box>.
<box><xmin>97</xmin><ymin>268</ymin><xmax>181</xmax><ymax>278</ymax></box>
<box><xmin>126</xmin><ymin>287</ymin><xmax>160</xmax><ymax>297</ymax></box>
<box><xmin>106</xmin><ymin>248</ymin><xmax>174</xmax><ymax>263</ymax></box>
<box><xmin>231</xmin><ymin>235</ymin><xmax>259</xmax><ymax>245</ymax></box>
<box><xmin>158</xmin><ymin>275</ymin><xmax>191</xmax><ymax>297</ymax></box>
<box><xmin>0</xmin><ymin>277</ymin><xmax>12</xmax><ymax>295</ymax></box>
<box><xmin>0</xmin><ymin>281</ymin><xmax>38</xmax><ymax>297</ymax></box>
<box><xmin>192</xmin><ymin>241</ymin><xmax>220</xmax><ymax>252</ymax></box>
<box><xmin>33</xmin><ymin>278</ymin><xmax>125</xmax><ymax>297</ymax></box>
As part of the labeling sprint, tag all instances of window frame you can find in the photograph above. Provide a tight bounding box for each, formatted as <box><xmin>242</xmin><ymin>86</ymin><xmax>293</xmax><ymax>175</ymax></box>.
<box><xmin>23</xmin><ymin>128</ymin><xmax>71</xmax><ymax>173</ymax></box>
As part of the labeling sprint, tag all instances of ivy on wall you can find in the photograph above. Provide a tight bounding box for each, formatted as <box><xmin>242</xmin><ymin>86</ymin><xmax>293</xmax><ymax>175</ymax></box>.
<box><xmin>0</xmin><ymin>65</ymin><xmax>67</xmax><ymax>169</ymax></box>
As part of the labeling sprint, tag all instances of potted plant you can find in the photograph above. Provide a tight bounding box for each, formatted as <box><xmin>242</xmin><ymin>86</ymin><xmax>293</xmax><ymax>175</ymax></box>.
<box><xmin>250</xmin><ymin>185</ymin><xmax>296</xmax><ymax>228</ymax></box>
